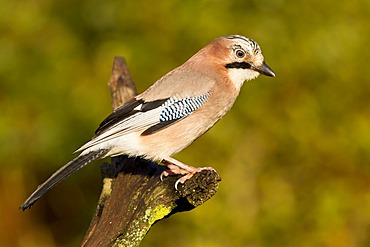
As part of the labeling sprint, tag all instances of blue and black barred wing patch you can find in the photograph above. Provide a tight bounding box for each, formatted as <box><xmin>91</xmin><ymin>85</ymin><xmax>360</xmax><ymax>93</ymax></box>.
<box><xmin>141</xmin><ymin>93</ymin><xmax>210</xmax><ymax>135</ymax></box>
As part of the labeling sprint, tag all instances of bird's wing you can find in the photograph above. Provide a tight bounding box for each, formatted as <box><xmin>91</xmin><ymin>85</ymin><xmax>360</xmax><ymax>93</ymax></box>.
<box><xmin>76</xmin><ymin>92</ymin><xmax>211</xmax><ymax>152</ymax></box>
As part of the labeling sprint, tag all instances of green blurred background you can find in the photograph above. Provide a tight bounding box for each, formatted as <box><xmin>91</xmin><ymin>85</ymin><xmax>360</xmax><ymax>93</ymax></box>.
<box><xmin>1</xmin><ymin>0</ymin><xmax>370</xmax><ymax>246</ymax></box>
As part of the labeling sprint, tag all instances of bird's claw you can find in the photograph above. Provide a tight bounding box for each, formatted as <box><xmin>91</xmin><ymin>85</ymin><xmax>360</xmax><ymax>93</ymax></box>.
<box><xmin>159</xmin><ymin>170</ymin><xmax>170</xmax><ymax>182</ymax></box>
<box><xmin>174</xmin><ymin>179</ymin><xmax>181</xmax><ymax>190</ymax></box>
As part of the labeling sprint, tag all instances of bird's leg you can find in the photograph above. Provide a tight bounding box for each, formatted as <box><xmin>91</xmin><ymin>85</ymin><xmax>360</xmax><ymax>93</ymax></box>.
<box><xmin>161</xmin><ymin>157</ymin><xmax>216</xmax><ymax>189</ymax></box>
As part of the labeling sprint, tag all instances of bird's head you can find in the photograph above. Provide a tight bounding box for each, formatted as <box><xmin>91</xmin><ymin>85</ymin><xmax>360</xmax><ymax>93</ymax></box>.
<box><xmin>203</xmin><ymin>35</ymin><xmax>275</xmax><ymax>90</ymax></box>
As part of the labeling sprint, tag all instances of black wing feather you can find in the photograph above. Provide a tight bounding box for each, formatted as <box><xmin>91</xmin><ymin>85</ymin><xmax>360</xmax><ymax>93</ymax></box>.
<box><xmin>141</xmin><ymin>119</ymin><xmax>179</xmax><ymax>135</ymax></box>
<box><xmin>141</xmin><ymin>98</ymin><xmax>168</xmax><ymax>111</ymax></box>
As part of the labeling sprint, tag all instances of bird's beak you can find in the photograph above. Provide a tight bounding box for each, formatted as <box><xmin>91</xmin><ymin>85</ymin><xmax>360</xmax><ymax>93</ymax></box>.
<box><xmin>254</xmin><ymin>62</ymin><xmax>275</xmax><ymax>77</ymax></box>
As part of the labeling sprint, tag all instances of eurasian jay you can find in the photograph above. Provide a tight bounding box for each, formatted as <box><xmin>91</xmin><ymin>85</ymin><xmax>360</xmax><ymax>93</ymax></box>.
<box><xmin>20</xmin><ymin>35</ymin><xmax>275</xmax><ymax>210</ymax></box>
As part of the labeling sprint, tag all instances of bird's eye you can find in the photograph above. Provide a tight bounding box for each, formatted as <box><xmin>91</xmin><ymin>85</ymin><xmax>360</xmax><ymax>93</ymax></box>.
<box><xmin>235</xmin><ymin>49</ymin><xmax>245</xmax><ymax>58</ymax></box>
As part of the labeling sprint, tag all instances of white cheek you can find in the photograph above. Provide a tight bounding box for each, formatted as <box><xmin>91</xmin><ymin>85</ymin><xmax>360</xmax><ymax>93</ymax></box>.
<box><xmin>227</xmin><ymin>69</ymin><xmax>260</xmax><ymax>90</ymax></box>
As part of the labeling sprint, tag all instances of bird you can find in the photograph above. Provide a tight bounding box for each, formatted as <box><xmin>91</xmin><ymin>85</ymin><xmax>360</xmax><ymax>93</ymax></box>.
<box><xmin>20</xmin><ymin>35</ymin><xmax>275</xmax><ymax>210</ymax></box>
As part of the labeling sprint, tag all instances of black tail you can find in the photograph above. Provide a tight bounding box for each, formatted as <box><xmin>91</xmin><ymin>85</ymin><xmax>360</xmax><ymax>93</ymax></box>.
<box><xmin>20</xmin><ymin>149</ymin><xmax>109</xmax><ymax>210</ymax></box>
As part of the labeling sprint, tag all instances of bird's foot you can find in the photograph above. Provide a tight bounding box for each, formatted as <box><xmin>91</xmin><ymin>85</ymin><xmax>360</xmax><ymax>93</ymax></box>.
<box><xmin>160</xmin><ymin>157</ymin><xmax>216</xmax><ymax>190</ymax></box>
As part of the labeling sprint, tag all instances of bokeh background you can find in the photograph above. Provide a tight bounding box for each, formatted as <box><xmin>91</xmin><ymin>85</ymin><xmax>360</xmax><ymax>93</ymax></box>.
<box><xmin>1</xmin><ymin>0</ymin><xmax>370</xmax><ymax>246</ymax></box>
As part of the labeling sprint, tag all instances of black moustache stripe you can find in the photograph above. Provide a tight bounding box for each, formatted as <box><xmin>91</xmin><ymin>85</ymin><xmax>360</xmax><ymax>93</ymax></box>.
<box><xmin>225</xmin><ymin>62</ymin><xmax>252</xmax><ymax>69</ymax></box>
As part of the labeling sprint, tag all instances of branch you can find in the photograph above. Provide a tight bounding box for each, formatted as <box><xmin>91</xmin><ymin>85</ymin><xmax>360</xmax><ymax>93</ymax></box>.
<box><xmin>80</xmin><ymin>57</ymin><xmax>221</xmax><ymax>247</ymax></box>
